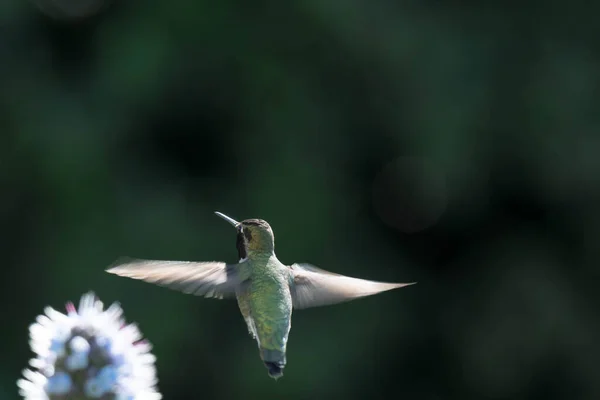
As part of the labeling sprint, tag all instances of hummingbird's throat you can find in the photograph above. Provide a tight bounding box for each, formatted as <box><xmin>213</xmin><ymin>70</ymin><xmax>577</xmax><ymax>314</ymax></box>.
<box><xmin>236</xmin><ymin>229</ymin><xmax>248</xmax><ymax>261</ymax></box>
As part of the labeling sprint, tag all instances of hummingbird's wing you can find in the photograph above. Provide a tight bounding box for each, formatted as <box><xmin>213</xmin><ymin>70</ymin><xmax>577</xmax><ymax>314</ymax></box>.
<box><xmin>106</xmin><ymin>256</ymin><xmax>248</xmax><ymax>299</ymax></box>
<box><xmin>290</xmin><ymin>263</ymin><xmax>415</xmax><ymax>309</ymax></box>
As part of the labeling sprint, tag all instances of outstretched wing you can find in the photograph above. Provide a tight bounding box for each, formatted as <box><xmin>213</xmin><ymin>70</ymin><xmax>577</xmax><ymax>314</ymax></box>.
<box><xmin>290</xmin><ymin>263</ymin><xmax>415</xmax><ymax>309</ymax></box>
<box><xmin>106</xmin><ymin>256</ymin><xmax>248</xmax><ymax>299</ymax></box>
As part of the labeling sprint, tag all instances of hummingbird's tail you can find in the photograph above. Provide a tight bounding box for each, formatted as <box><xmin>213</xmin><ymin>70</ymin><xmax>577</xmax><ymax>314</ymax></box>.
<box><xmin>265</xmin><ymin>361</ymin><xmax>284</xmax><ymax>379</ymax></box>
<box><xmin>261</xmin><ymin>349</ymin><xmax>286</xmax><ymax>380</ymax></box>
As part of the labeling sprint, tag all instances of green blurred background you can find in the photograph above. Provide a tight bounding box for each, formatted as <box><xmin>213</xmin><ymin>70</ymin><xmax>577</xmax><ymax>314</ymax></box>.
<box><xmin>2</xmin><ymin>1</ymin><xmax>599</xmax><ymax>399</ymax></box>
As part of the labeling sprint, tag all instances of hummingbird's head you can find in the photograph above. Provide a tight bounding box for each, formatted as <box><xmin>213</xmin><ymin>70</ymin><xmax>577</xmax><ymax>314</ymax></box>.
<box><xmin>215</xmin><ymin>212</ymin><xmax>275</xmax><ymax>260</ymax></box>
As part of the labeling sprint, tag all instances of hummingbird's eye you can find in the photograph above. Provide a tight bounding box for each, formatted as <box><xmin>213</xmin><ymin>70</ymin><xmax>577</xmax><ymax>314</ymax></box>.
<box><xmin>243</xmin><ymin>228</ymin><xmax>252</xmax><ymax>242</ymax></box>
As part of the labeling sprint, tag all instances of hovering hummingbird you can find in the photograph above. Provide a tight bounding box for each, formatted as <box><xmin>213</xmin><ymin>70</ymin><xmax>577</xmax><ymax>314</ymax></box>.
<box><xmin>106</xmin><ymin>212</ymin><xmax>415</xmax><ymax>379</ymax></box>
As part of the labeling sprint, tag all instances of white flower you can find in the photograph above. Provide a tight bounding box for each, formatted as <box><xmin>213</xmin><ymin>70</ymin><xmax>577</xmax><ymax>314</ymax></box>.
<box><xmin>17</xmin><ymin>292</ymin><xmax>161</xmax><ymax>399</ymax></box>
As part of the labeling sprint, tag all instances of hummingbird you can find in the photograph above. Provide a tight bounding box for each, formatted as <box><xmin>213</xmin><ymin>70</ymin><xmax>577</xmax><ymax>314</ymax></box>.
<box><xmin>106</xmin><ymin>212</ymin><xmax>415</xmax><ymax>380</ymax></box>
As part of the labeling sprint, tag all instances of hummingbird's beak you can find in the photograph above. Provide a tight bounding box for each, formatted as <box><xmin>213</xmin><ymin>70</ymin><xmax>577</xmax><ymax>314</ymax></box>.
<box><xmin>214</xmin><ymin>211</ymin><xmax>240</xmax><ymax>228</ymax></box>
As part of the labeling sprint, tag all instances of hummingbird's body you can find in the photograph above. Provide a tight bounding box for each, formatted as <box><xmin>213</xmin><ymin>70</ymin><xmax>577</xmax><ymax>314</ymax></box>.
<box><xmin>237</xmin><ymin>254</ymin><xmax>293</xmax><ymax>377</ymax></box>
<box><xmin>107</xmin><ymin>212</ymin><xmax>415</xmax><ymax>379</ymax></box>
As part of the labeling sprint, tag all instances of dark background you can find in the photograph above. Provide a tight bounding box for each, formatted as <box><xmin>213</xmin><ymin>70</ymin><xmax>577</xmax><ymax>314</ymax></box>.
<box><xmin>1</xmin><ymin>1</ymin><xmax>599</xmax><ymax>399</ymax></box>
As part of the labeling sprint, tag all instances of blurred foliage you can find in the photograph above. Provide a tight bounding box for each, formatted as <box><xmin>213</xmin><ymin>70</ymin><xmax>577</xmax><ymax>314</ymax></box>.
<box><xmin>2</xmin><ymin>1</ymin><xmax>600</xmax><ymax>399</ymax></box>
